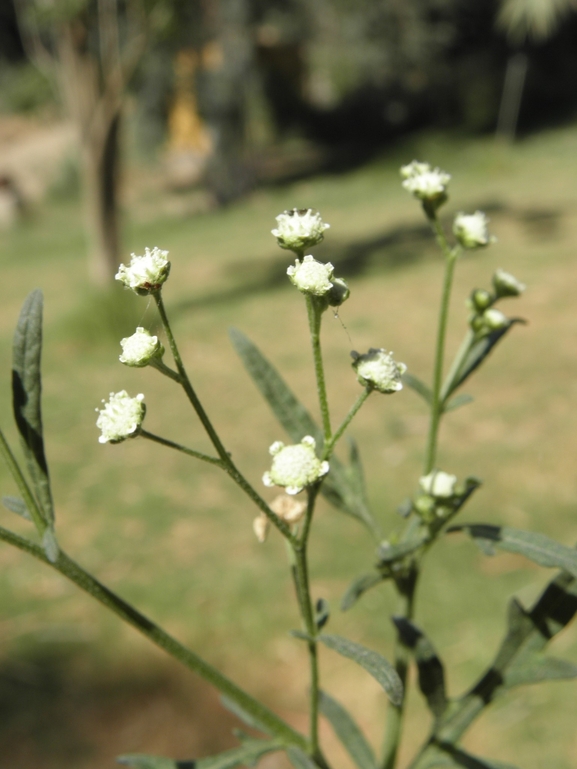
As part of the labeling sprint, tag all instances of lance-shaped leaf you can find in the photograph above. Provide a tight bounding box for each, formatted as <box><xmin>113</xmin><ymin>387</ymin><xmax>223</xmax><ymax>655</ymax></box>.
<box><xmin>392</xmin><ymin>618</ymin><xmax>447</xmax><ymax>718</ymax></box>
<box><xmin>444</xmin><ymin>320</ymin><xmax>524</xmax><ymax>399</ymax></box>
<box><xmin>120</xmin><ymin>740</ymin><xmax>281</xmax><ymax>769</ymax></box>
<box><xmin>229</xmin><ymin>328</ymin><xmax>378</xmax><ymax>534</ymax></box>
<box><xmin>401</xmin><ymin>372</ymin><xmax>432</xmax><ymax>405</ymax></box>
<box><xmin>220</xmin><ymin>695</ymin><xmax>271</xmax><ymax>734</ymax></box>
<box><xmin>12</xmin><ymin>290</ymin><xmax>54</xmax><ymax>525</ymax></box>
<box><xmin>2</xmin><ymin>495</ymin><xmax>32</xmax><ymax>521</ymax></box>
<box><xmin>341</xmin><ymin>571</ymin><xmax>388</xmax><ymax>611</ymax></box>
<box><xmin>319</xmin><ymin>633</ymin><xmax>403</xmax><ymax>705</ymax></box>
<box><xmin>448</xmin><ymin>524</ymin><xmax>577</xmax><ymax>578</ymax></box>
<box><xmin>442</xmin><ymin>393</ymin><xmax>474</xmax><ymax>413</ymax></box>
<box><xmin>378</xmin><ymin>531</ymin><xmax>429</xmax><ymax>564</ymax></box>
<box><xmin>504</xmin><ymin>654</ymin><xmax>577</xmax><ymax>688</ymax></box>
<box><xmin>413</xmin><ymin>743</ymin><xmax>519</xmax><ymax>769</ymax></box>
<box><xmin>286</xmin><ymin>747</ymin><xmax>320</xmax><ymax>769</ymax></box>
<box><xmin>319</xmin><ymin>691</ymin><xmax>377</xmax><ymax>769</ymax></box>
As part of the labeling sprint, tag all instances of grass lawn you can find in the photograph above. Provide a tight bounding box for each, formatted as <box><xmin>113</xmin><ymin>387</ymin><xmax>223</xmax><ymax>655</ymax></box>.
<box><xmin>1</xmin><ymin>124</ymin><xmax>577</xmax><ymax>769</ymax></box>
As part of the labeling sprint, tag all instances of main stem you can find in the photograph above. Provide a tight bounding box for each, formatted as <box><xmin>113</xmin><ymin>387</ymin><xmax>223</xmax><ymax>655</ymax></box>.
<box><xmin>306</xmin><ymin>296</ymin><xmax>331</xmax><ymax>445</ymax></box>
<box><xmin>424</xmin><ymin>219</ymin><xmax>458</xmax><ymax>475</ymax></box>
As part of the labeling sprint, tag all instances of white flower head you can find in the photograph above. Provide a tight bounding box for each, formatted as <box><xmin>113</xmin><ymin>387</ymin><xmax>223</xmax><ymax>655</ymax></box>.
<box><xmin>351</xmin><ymin>348</ymin><xmax>407</xmax><ymax>394</ymax></box>
<box><xmin>119</xmin><ymin>327</ymin><xmax>164</xmax><ymax>368</ymax></box>
<box><xmin>401</xmin><ymin>161</ymin><xmax>451</xmax><ymax>203</ymax></box>
<box><xmin>287</xmin><ymin>255</ymin><xmax>334</xmax><ymax>297</ymax></box>
<box><xmin>419</xmin><ymin>470</ymin><xmax>457</xmax><ymax>499</ymax></box>
<box><xmin>272</xmin><ymin>208</ymin><xmax>330</xmax><ymax>252</ymax></box>
<box><xmin>482</xmin><ymin>307</ymin><xmax>509</xmax><ymax>331</ymax></box>
<box><xmin>253</xmin><ymin>513</ymin><xmax>270</xmax><ymax>543</ymax></box>
<box><xmin>96</xmin><ymin>391</ymin><xmax>145</xmax><ymax>444</ymax></box>
<box><xmin>115</xmin><ymin>247</ymin><xmax>170</xmax><ymax>295</ymax></box>
<box><xmin>453</xmin><ymin>211</ymin><xmax>493</xmax><ymax>249</ymax></box>
<box><xmin>263</xmin><ymin>435</ymin><xmax>329</xmax><ymax>495</ymax></box>
<box><xmin>493</xmin><ymin>268</ymin><xmax>526</xmax><ymax>298</ymax></box>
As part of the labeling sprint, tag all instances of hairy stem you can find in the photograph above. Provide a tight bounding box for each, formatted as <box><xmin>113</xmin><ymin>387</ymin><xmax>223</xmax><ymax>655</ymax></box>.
<box><xmin>306</xmin><ymin>296</ymin><xmax>331</xmax><ymax>445</ymax></box>
<box><xmin>322</xmin><ymin>388</ymin><xmax>371</xmax><ymax>461</ymax></box>
<box><xmin>140</xmin><ymin>430</ymin><xmax>223</xmax><ymax>467</ymax></box>
<box><xmin>0</xmin><ymin>524</ymin><xmax>308</xmax><ymax>750</ymax></box>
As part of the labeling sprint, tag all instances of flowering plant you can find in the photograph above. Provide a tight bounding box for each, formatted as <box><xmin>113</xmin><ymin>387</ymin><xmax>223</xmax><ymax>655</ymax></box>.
<box><xmin>1</xmin><ymin>165</ymin><xmax>576</xmax><ymax>769</ymax></box>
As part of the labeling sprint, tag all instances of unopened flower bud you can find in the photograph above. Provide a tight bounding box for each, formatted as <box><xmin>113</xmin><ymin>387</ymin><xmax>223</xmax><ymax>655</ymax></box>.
<box><xmin>482</xmin><ymin>308</ymin><xmax>509</xmax><ymax>331</ymax></box>
<box><xmin>493</xmin><ymin>269</ymin><xmax>526</xmax><ymax>298</ymax></box>
<box><xmin>469</xmin><ymin>289</ymin><xmax>493</xmax><ymax>312</ymax></box>
<box><xmin>96</xmin><ymin>391</ymin><xmax>145</xmax><ymax>444</ymax></box>
<box><xmin>327</xmin><ymin>277</ymin><xmax>350</xmax><ymax>307</ymax></box>
<box><xmin>253</xmin><ymin>513</ymin><xmax>270</xmax><ymax>543</ymax></box>
<box><xmin>419</xmin><ymin>470</ymin><xmax>457</xmax><ymax>499</ymax></box>
<box><xmin>263</xmin><ymin>436</ymin><xmax>329</xmax><ymax>495</ymax></box>
<box><xmin>119</xmin><ymin>327</ymin><xmax>164</xmax><ymax>367</ymax></box>
<box><xmin>414</xmin><ymin>495</ymin><xmax>435</xmax><ymax>518</ymax></box>
<box><xmin>453</xmin><ymin>211</ymin><xmax>493</xmax><ymax>249</ymax></box>
<box><xmin>401</xmin><ymin>160</ymin><xmax>450</xmax><ymax>209</ymax></box>
<box><xmin>272</xmin><ymin>208</ymin><xmax>330</xmax><ymax>252</ymax></box>
<box><xmin>116</xmin><ymin>247</ymin><xmax>170</xmax><ymax>295</ymax></box>
<box><xmin>287</xmin><ymin>255</ymin><xmax>334</xmax><ymax>297</ymax></box>
<box><xmin>270</xmin><ymin>494</ymin><xmax>307</xmax><ymax>524</ymax></box>
<box><xmin>351</xmin><ymin>348</ymin><xmax>407</xmax><ymax>394</ymax></box>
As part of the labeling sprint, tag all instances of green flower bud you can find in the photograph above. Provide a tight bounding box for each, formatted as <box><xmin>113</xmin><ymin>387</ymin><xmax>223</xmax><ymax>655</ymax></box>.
<box><xmin>469</xmin><ymin>289</ymin><xmax>493</xmax><ymax>312</ymax></box>
<box><xmin>493</xmin><ymin>269</ymin><xmax>526</xmax><ymax>298</ymax></box>
<box><xmin>327</xmin><ymin>277</ymin><xmax>350</xmax><ymax>307</ymax></box>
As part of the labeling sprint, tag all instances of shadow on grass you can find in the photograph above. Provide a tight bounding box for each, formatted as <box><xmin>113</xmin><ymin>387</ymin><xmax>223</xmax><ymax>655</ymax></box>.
<box><xmin>0</xmin><ymin>643</ymin><xmax>242</xmax><ymax>769</ymax></box>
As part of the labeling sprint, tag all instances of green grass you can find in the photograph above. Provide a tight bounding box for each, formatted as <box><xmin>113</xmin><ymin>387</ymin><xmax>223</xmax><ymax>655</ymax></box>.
<box><xmin>1</xmin><ymin>125</ymin><xmax>577</xmax><ymax>768</ymax></box>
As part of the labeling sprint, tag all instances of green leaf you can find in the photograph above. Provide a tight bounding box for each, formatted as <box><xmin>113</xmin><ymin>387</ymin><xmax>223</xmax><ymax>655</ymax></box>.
<box><xmin>341</xmin><ymin>571</ymin><xmax>387</xmax><ymax>611</ymax></box>
<box><xmin>2</xmin><ymin>495</ymin><xmax>32</xmax><ymax>521</ymax></box>
<box><xmin>401</xmin><ymin>372</ymin><xmax>432</xmax><ymax>405</ymax></box>
<box><xmin>220</xmin><ymin>695</ymin><xmax>271</xmax><ymax>734</ymax></box>
<box><xmin>229</xmin><ymin>328</ymin><xmax>379</xmax><ymax>534</ymax></box>
<box><xmin>319</xmin><ymin>633</ymin><xmax>403</xmax><ymax>705</ymax></box>
<box><xmin>315</xmin><ymin>597</ymin><xmax>330</xmax><ymax>630</ymax></box>
<box><xmin>319</xmin><ymin>690</ymin><xmax>376</xmax><ymax>769</ymax></box>
<box><xmin>42</xmin><ymin>526</ymin><xmax>59</xmax><ymax>563</ymax></box>
<box><xmin>119</xmin><ymin>741</ymin><xmax>281</xmax><ymax>769</ymax></box>
<box><xmin>446</xmin><ymin>320</ymin><xmax>524</xmax><ymax>397</ymax></box>
<box><xmin>118</xmin><ymin>756</ymin><xmax>179</xmax><ymax>769</ymax></box>
<box><xmin>378</xmin><ymin>532</ymin><xmax>429</xmax><ymax>564</ymax></box>
<box><xmin>12</xmin><ymin>290</ymin><xmax>54</xmax><ymax>524</ymax></box>
<box><xmin>443</xmin><ymin>393</ymin><xmax>474</xmax><ymax>413</ymax></box>
<box><xmin>504</xmin><ymin>655</ymin><xmax>577</xmax><ymax>688</ymax></box>
<box><xmin>392</xmin><ymin>618</ymin><xmax>447</xmax><ymax>718</ymax></box>
<box><xmin>286</xmin><ymin>747</ymin><xmax>320</xmax><ymax>769</ymax></box>
<box><xmin>448</xmin><ymin>524</ymin><xmax>577</xmax><ymax>577</ymax></box>
<box><xmin>414</xmin><ymin>744</ymin><xmax>519</xmax><ymax>769</ymax></box>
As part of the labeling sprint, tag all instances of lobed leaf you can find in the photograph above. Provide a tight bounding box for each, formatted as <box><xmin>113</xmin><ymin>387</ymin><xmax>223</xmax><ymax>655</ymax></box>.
<box><xmin>229</xmin><ymin>328</ymin><xmax>379</xmax><ymax>534</ymax></box>
<box><xmin>319</xmin><ymin>633</ymin><xmax>403</xmax><ymax>705</ymax></box>
<box><xmin>448</xmin><ymin>524</ymin><xmax>577</xmax><ymax>577</ymax></box>
<box><xmin>319</xmin><ymin>690</ymin><xmax>377</xmax><ymax>769</ymax></box>
<box><xmin>12</xmin><ymin>289</ymin><xmax>54</xmax><ymax>524</ymax></box>
<box><xmin>393</xmin><ymin>618</ymin><xmax>447</xmax><ymax>718</ymax></box>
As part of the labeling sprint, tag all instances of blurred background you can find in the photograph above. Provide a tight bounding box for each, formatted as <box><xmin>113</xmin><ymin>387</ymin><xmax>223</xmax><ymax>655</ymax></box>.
<box><xmin>1</xmin><ymin>0</ymin><xmax>577</xmax><ymax>767</ymax></box>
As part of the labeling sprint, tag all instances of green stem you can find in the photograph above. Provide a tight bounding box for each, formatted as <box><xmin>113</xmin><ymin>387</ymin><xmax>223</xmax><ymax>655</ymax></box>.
<box><xmin>424</xmin><ymin>220</ymin><xmax>459</xmax><ymax>475</ymax></box>
<box><xmin>140</xmin><ymin>430</ymin><xmax>223</xmax><ymax>467</ymax></box>
<box><xmin>153</xmin><ymin>292</ymin><xmax>296</xmax><ymax>543</ymax></box>
<box><xmin>322</xmin><ymin>388</ymin><xmax>371</xmax><ymax>460</ymax></box>
<box><xmin>381</xmin><ymin>568</ymin><xmax>418</xmax><ymax>769</ymax></box>
<box><xmin>149</xmin><ymin>357</ymin><xmax>182</xmax><ymax>383</ymax></box>
<box><xmin>0</xmin><ymin>524</ymin><xmax>308</xmax><ymax>750</ymax></box>
<box><xmin>439</xmin><ymin>329</ymin><xmax>474</xmax><ymax>405</ymax></box>
<box><xmin>306</xmin><ymin>296</ymin><xmax>331</xmax><ymax>445</ymax></box>
<box><xmin>0</xmin><ymin>427</ymin><xmax>46</xmax><ymax>535</ymax></box>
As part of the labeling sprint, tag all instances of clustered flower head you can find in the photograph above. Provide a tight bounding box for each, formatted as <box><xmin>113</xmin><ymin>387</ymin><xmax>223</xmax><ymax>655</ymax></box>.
<box><xmin>493</xmin><ymin>268</ymin><xmax>526</xmax><ymax>298</ymax></box>
<box><xmin>351</xmin><ymin>348</ymin><xmax>407</xmax><ymax>394</ymax></box>
<box><xmin>96</xmin><ymin>391</ymin><xmax>145</xmax><ymax>444</ymax></box>
<box><xmin>453</xmin><ymin>211</ymin><xmax>493</xmax><ymax>249</ymax></box>
<box><xmin>287</xmin><ymin>255</ymin><xmax>335</xmax><ymax>297</ymax></box>
<box><xmin>263</xmin><ymin>436</ymin><xmax>329</xmax><ymax>495</ymax></box>
<box><xmin>115</xmin><ymin>247</ymin><xmax>170</xmax><ymax>295</ymax></box>
<box><xmin>400</xmin><ymin>160</ymin><xmax>451</xmax><ymax>206</ymax></box>
<box><xmin>119</xmin><ymin>327</ymin><xmax>164</xmax><ymax>368</ymax></box>
<box><xmin>419</xmin><ymin>470</ymin><xmax>457</xmax><ymax>499</ymax></box>
<box><xmin>272</xmin><ymin>209</ymin><xmax>330</xmax><ymax>252</ymax></box>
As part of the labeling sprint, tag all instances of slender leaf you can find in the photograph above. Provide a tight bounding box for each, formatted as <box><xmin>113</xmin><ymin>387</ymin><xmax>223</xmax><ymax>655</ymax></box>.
<box><xmin>286</xmin><ymin>747</ymin><xmax>319</xmax><ymax>769</ymax></box>
<box><xmin>401</xmin><ymin>372</ymin><xmax>432</xmax><ymax>405</ymax></box>
<box><xmin>393</xmin><ymin>618</ymin><xmax>447</xmax><ymax>718</ymax></box>
<box><xmin>504</xmin><ymin>655</ymin><xmax>577</xmax><ymax>687</ymax></box>
<box><xmin>341</xmin><ymin>571</ymin><xmax>387</xmax><ymax>611</ymax></box>
<box><xmin>2</xmin><ymin>495</ymin><xmax>32</xmax><ymax>521</ymax></box>
<box><xmin>319</xmin><ymin>633</ymin><xmax>403</xmax><ymax>705</ymax></box>
<box><xmin>378</xmin><ymin>532</ymin><xmax>429</xmax><ymax>564</ymax></box>
<box><xmin>448</xmin><ymin>524</ymin><xmax>577</xmax><ymax>577</ymax></box>
<box><xmin>118</xmin><ymin>756</ymin><xmax>179</xmax><ymax>769</ymax></box>
<box><xmin>12</xmin><ymin>289</ymin><xmax>54</xmax><ymax>524</ymax></box>
<box><xmin>220</xmin><ymin>695</ymin><xmax>271</xmax><ymax>734</ymax></box>
<box><xmin>229</xmin><ymin>328</ymin><xmax>378</xmax><ymax>534</ymax></box>
<box><xmin>315</xmin><ymin>597</ymin><xmax>330</xmax><ymax>630</ymax></box>
<box><xmin>42</xmin><ymin>527</ymin><xmax>59</xmax><ymax>564</ymax></box>
<box><xmin>119</xmin><ymin>741</ymin><xmax>281</xmax><ymax>769</ymax></box>
<box><xmin>443</xmin><ymin>393</ymin><xmax>474</xmax><ymax>413</ymax></box>
<box><xmin>319</xmin><ymin>690</ymin><xmax>377</xmax><ymax>769</ymax></box>
<box><xmin>414</xmin><ymin>744</ymin><xmax>519</xmax><ymax>769</ymax></box>
<box><xmin>446</xmin><ymin>320</ymin><xmax>524</xmax><ymax>397</ymax></box>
